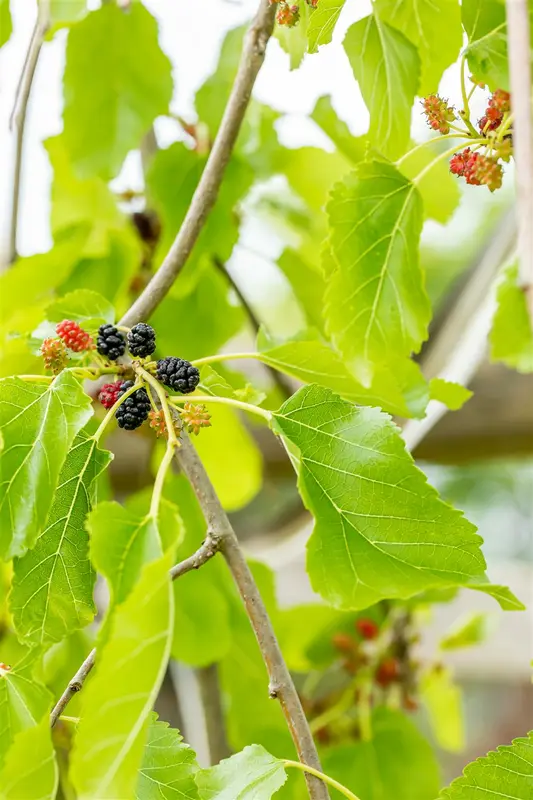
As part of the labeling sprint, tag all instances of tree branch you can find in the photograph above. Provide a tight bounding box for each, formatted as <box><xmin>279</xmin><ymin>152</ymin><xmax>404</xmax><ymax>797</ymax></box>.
<box><xmin>505</xmin><ymin>0</ymin><xmax>533</xmax><ymax>320</ymax></box>
<box><xmin>7</xmin><ymin>4</ymin><xmax>49</xmax><ymax>267</ymax></box>
<box><xmin>169</xmin><ymin>533</ymin><xmax>221</xmax><ymax>579</ymax></box>
<box><xmin>119</xmin><ymin>0</ymin><xmax>276</xmax><ymax>327</ymax></box>
<box><xmin>50</xmin><ymin>648</ymin><xmax>96</xmax><ymax>727</ymax></box>
<box><xmin>195</xmin><ymin>663</ymin><xmax>231</xmax><ymax>765</ymax></box>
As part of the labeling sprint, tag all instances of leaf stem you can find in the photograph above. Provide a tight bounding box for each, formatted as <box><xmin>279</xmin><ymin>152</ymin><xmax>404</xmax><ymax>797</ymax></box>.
<box><xmin>134</xmin><ymin>364</ymin><xmax>180</xmax><ymax>448</ymax></box>
<box><xmin>169</xmin><ymin>394</ymin><xmax>272</xmax><ymax>422</ymax></box>
<box><xmin>412</xmin><ymin>140</ymin><xmax>487</xmax><ymax>186</ymax></box>
<box><xmin>309</xmin><ymin>680</ymin><xmax>357</xmax><ymax>735</ymax></box>
<box><xmin>92</xmin><ymin>381</ymin><xmax>140</xmax><ymax>442</ymax></box>
<box><xmin>395</xmin><ymin>133</ymin><xmax>472</xmax><ymax>167</ymax></box>
<box><xmin>16</xmin><ymin>374</ymin><xmax>53</xmax><ymax>383</ymax></box>
<box><xmin>191</xmin><ymin>352</ymin><xmax>260</xmax><ymax>367</ymax></box>
<box><xmin>284</xmin><ymin>761</ymin><xmax>361</xmax><ymax>800</ymax></box>
<box><xmin>150</xmin><ymin>442</ymin><xmax>175</xmax><ymax>519</ymax></box>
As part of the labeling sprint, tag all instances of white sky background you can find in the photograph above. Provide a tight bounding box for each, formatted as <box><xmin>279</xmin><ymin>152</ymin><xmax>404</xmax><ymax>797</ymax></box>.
<box><xmin>0</xmin><ymin>0</ymin><xmax>508</xmax><ymax>306</ymax></box>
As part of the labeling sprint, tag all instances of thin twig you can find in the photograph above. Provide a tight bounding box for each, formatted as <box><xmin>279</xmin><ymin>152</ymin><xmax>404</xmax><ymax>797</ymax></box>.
<box><xmin>119</xmin><ymin>0</ymin><xmax>276</xmax><ymax>327</ymax></box>
<box><xmin>505</xmin><ymin>0</ymin><xmax>533</xmax><ymax>320</ymax></box>
<box><xmin>195</xmin><ymin>663</ymin><xmax>231</xmax><ymax>765</ymax></box>
<box><xmin>7</xmin><ymin>3</ymin><xmax>50</xmax><ymax>267</ymax></box>
<box><xmin>50</xmin><ymin>648</ymin><xmax>96</xmax><ymax>727</ymax></box>
<box><xmin>212</xmin><ymin>256</ymin><xmax>294</xmax><ymax>398</ymax></box>
<box><xmin>169</xmin><ymin>534</ymin><xmax>221</xmax><ymax>580</ymax></box>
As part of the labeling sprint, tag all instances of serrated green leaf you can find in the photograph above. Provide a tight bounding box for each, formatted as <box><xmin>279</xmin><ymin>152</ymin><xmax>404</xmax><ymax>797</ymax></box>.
<box><xmin>398</xmin><ymin>143</ymin><xmax>461</xmax><ymax>224</ymax></box>
<box><xmin>0</xmin><ymin>0</ymin><xmax>12</xmax><ymax>49</ymax></box>
<box><xmin>375</xmin><ymin>0</ymin><xmax>462</xmax><ymax>95</ymax></box>
<box><xmin>439</xmin><ymin>729</ymin><xmax>533</xmax><ymax>800</ymax></box>
<box><xmin>0</xmin><ymin>716</ymin><xmax>58</xmax><ymax>800</ymax></box>
<box><xmin>462</xmin><ymin>0</ymin><xmax>508</xmax><ymax>91</ymax></box>
<box><xmin>320</xmin><ymin>707</ymin><xmax>440</xmax><ymax>800</ymax></box>
<box><xmin>311</xmin><ymin>96</ymin><xmax>367</xmax><ymax>164</ymax></box>
<box><xmin>440</xmin><ymin>612</ymin><xmax>491</xmax><ymax>651</ymax></box>
<box><xmin>63</xmin><ymin>3</ymin><xmax>172</xmax><ymax>178</ymax></box>
<box><xmin>257</xmin><ymin>329</ymin><xmax>429</xmax><ymax>419</ymax></box>
<box><xmin>10</xmin><ymin>432</ymin><xmax>111</xmax><ymax>646</ymax></box>
<box><xmin>0</xmin><ymin>373</ymin><xmax>92</xmax><ymax>560</ymax></box>
<box><xmin>196</xmin><ymin>745</ymin><xmax>287</xmax><ymax>800</ymax></box>
<box><xmin>420</xmin><ymin>667</ymin><xmax>464</xmax><ymax>753</ymax></box>
<box><xmin>325</xmin><ymin>160</ymin><xmax>429</xmax><ymax>386</ymax></box>
<box><xmin>307</xmin><ymin>0</ymin><xmax>346</xmax><ymax>52</ymax></box>
<box><xmin>429</xmin><ymin>378</ymin><xmax>473</xmax><ymax>410</ymax></box>
<box><xmin>271</xmin><ymin>384</ymin><xmax>488</xmax><ymax>609</ymax></box>
<box><xmin>343</xmin><ymin>14</ymin><xmax>420</xmax><ymax>159</ymax></box>
<box><xmin>0</xmin><ymin>658</ymin><xmax>52</xmax><ymax>770</ymax></box>
<box><xmin>69</xmin><ymin>547</ymin><xmax>175</xmax><ymax>799</ymax></box>
<box><xmin>135</xmin><ymin>716</ymin><xmax>200</xmax><ymax>800</ymax></box>
<box><xmin>46</xmin><ymin>289</ymin><xmax>115</xmax><ymax>329</ymax></box>
<box><xmin>490</xmin><ymin>263</ymin><xmax>533</xmax><ymax>373</ymax></box>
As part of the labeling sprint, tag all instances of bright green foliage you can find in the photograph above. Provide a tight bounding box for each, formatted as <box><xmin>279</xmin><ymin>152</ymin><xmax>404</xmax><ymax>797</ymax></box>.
<box><xmin>398</xmin><ymin>143</ymin><xmax>461</xmax><ymax>224</ymax></box>
<box><xmin>276</xmin><ymin>251</ymin><xmax>328</xmax><ymax>334</ymax></box>
<box><xmin>62</xmin><ymin>3</ymin><xmax>172</xmax><ymax>178</ymax></box>
<box><xmin>275</xmin><ymin>2</ymin><xmax>311</xmax><ymax>70</ymax></box>
<box><xmin>69</xmin><ymin>548</ymin><xmax>175</xmax><ymax>799</ymax></box>
<box><xmin>468</xmin><ymin>582</ymin><xmax>525</xmax><ymax>611</ymax></box>
<box><xmin>462</xmin><ymin>0</ymin><xmax>508</xmax><ymax>90</ymax></box>
<box><xmin>321</xmin><ymin>708</ymin><xmax>440</xmax><ymax>800</ymax></box>
<box><xmin>195</xmin><ymin>745</ymin><xmax>287</xmax><ymax>800</ymax></box>
<box><xmin>490</xmin><ymin>263</ymin><xmax>533</xmax><ymax>373</ymax></box>
<box><xmin>135</xmin><ymin>716</ymin><xmax>200</xmax><ymax>800</ymax></box>
<box><xmin>420</xmin><ymin>667</ymin><xmax>464</xmax><ymax>753</ymax></box>
<box><xmin>0</xmin><ymin>0</ymin><xmax>12</xmax><ymax>48</ymax></box>
<box><xmin>10</xmin><ymin>433</ymin><xmax>111</xmax><ymax>646</ymax></box>
<box><xmin>45</xmin><ymin>289</ymin><xmax>114</xmax><ymax>329</ymax></box>
<box><xmin>343</xmin><ymin>14</ymin><xmax>420</xmax><ymax>159</ymax></box>
<box><xmin>199</xmin><ymin>365</ymin><xmax>266</xmax><ymax>407</ymax></box>
<box><xmin>439</xmin><ymin>730</ymin><xmax>533</xmax><ymax>800</ymax></box>
<box><xmin>325</xmin><ymin>161</ymin><xmax>428</xmax><ymax>387</ymax></box>
<box><xmin>440</xmin><ymin>611</ymin><xmax>490</xmax><ymax>650</ymax></box>
<box><xmin>376</xmin><ymin>0</ymin><xmax>462</xmax><ymax>95</ymax></box>
<box><xmin>0</xmin><ymin>716</ymin><xmax>58</xmax><ymax>800</ymax></box>
<box><xmin>0</xmin><ymin>656</ymin><xmax>52</xmax><ymax>769</ymax></box>
<box><xmin>272</xmin><ymin>384</ymin><xmax>488</xmax><ymax>609</ymax></box>
<box><xmin>48</xmin><ymin>0</ymin><xmax>87</xmax><ymax>33</ymax></box>
<box><xmin>429</xmin><ymin>378</ymin><xmax>473</xmax><ymax>410</ymax></box>
<box><xmin>311</xmin><ymin>96</ymin><xmax>367</xmax><ymax>163</ymax></box>
<box><xmin>0</xmin><ymin>373</ymin><xmax>92</xmax><ymax>559</ymax></box>
<box><xmin>307</xmin><ymin>0</ymin><xmax>346</xmax><ymax>52</ymax></box>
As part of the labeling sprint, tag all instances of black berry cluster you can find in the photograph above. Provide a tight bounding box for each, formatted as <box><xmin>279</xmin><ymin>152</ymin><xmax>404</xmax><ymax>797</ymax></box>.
<box><xmin>156</xmin><ymin>357</ymin><xmax>200</xmax><ymax>394</ymax></box>
<box><xmin>97</xmin><ymin>324</ymin><xmax>126</xmax><ymax>361</ymax></box>
<box><xmin>114</xmin><ymin>381</ymin><xmax>151</xmax><ymax>430</ymax></box>
<box><xmin>127</xmin><ymin>323</ymin><xmax>156</xmax><ymax>358</ymax></box>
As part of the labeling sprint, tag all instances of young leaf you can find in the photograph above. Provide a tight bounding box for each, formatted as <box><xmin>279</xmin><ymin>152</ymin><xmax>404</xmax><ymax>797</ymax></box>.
<box><xmin>0</xmin><ymin>0</ymin><xmax>12</xmax><ymax>49</ymax></box>
<box><xmin>199</xmin><ymin>365</ymin><xmax>266</xmax><ymax>407</ymax></box>
<box><xmin>62</xmin><ymin>3</ymin><xmax>172</xmax><ymax>178</ymax></box>
<box><xmin>271</xmin><ymin>384</ymin><xmax>488</xmax><ymax>610</ymax></box>
<box><xmin>135</xmin><ymin>716</ymin><xmax>200</xmax><ymax>800</ymax></box>
<box><xmin>439</xmin><ymin>730</ymin><xmax>533</xmax><ymax>800</ymax></box>
<box><xmin>462</xmin><ymin>0</ymin><xmax>508</xmax><ymax>91</ymax></box>
<box><xmin>490</xmin><ymin>263</ymin><xmax>533</xmax><ymax>373</ymax></box>
<box><xmin>343</xmin><ymin>14</ymin><xmax>420</xmax><ymax>159</ymax></box>
<box><xmin>0</xmin><ymin>716</ymin><xmax>58</xmax><ymax>800</ymax></box>
<box><xmin>195</xmin><ymin>745</ymin><xmax>287</xmax><ymax>800</ymax></box>
<box><xmin>429</xmin><ymin>378</ymin><xmax>473</xmax><ymax>410</ymax></box>
<box><xmin>375</xmin><ymin>0</ymin><xmax>462</xmax><ymax>95</ymax></box>
<box><xmin>440</xmin><ymin>612</ymin><xmax>491</xmax><ymax>650</ymax></box>
<box><xmin>10</xmin><ymin>433</ymin><xmax>112</xmax><ymax>646</ymax></box>
<box><xmin>46</xmin><ymin>289</ymin><xmax>115</xmax><ymax>329</ymax></box>
<box><xmin>420</xmin><ymin>667</ymin><xmax>464</xmax><ymax>753</ymax></box>
<box><xmin>325</xmin><ymin>161</ymin><xmax>428</xmax><ymax>386</ymax></box>
<box><xmin>0</xmin><ymin>373</ymin><xmax>92</xmax><ymax>559</ymax></box>
<box><xmin>307</xmin><ymin>0</ymin><xmax>346</xmax><ymax>53</ymax></box>
<box><xmin>0</xmin><ymin>657</ymin><xmax>52</xmax><ymax>769</ymax></box>
<box><xmin>69</xmin><ymin>548</ymin><xmax>175</xmax><ymax>799</ymax></box>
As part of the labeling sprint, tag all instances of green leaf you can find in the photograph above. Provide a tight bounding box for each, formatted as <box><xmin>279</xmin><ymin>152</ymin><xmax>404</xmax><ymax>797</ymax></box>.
<box><xmin>199</xmin><ymin>365</ymin><xmax>266</xmax><ymax>407</ymax></box>
<box><xmin>271</xmin><ymin>384</ymin><xmax>488</xmax><ymax>610</ymax></box>
<box><xmin>63</xmin><ymin>3</ymin><xmax>172</xmax><ymax>178</ymax></box>
<box><xmin>440</xmin><ymin>612</ymin><xmax>491</xmax><ymax>650</ymax></box>
<box><xmin>490</xmin><ymin>263</ymin><xmax>533</xmax><ymax>373</ymax></box>
<box><xmin>276</xmin><ymin>250</ymin><xmax>328</xmax><ymax>334</ymax></box>
<box><xmin>46</xmin><ymin>289</ymin><xmax>115</xmax><ymax>329</ymax></box>
<box><xmin>0</xmin><ymin>716</ymin><xmax>58</xmax><ymax>800</ymax></box>
<box><xmin>10</xmin><ymin>433</ymin><xmax>111</xmax><ymax>646</ymax></box>
<box><xmin>439</xmin><ymin>729</ymin><xmax>533</xmax><ymax>800</ymax></box>
<box><xmin>0</xmin><ymin>373</ymin><xmax>92</xmax><ymax>559</ymax></box>
<box><xmin>343</xmin><ymin>14</ymin><xmax>420</xmax><ymax>159</ymax></box>
<box><xmin>0</xmin><ymin>657</ymin><xmax>52</xmax><ymax>770</ymax></box>
<box><xmin>468</xmin><ymin>582</ymin><xmax>526</xmax><ymax>611</ymax></box>
<box><xmin>0</xmin><ymin>0</ymin><xmax>12</xmax><ymax>49</ymax></box>
<box><xmin>196</xmin><ymin>745</ymin><xmax>287</xmax><ymax>800</ymax></box>
<box><xmin>275</xmin><ymin>3</ymin><xmax>311</xmax><ymax>70</ymax></box>
<box><xmin>70</xmin><ymin>548</ymin><xmax>175</xmax><ymax>799</ymax></box>
<box><xmin>311</xmin><ymin>96</ymin><xmax>367</xmax><ymax>164</ymax></box>
<box><xmin>321</xmin><ymin>707</ymin><xmax>440</xmax><ymax>800</ymax></box>
<box><xmin>257</xmin><ymin>329</ymin><xmax>429</xmax><ymax>419</ymax></box>
<box><xmin>398</xmin><ymin>143</ymin><xmax>461</xmax><ymax>224</ymax></box>
<box><xmin>307</xmin><ymin>0</ymin><xmax>346</xmax><ymax>53</ymax></box>
<box><xmin>429</xmin><ymin>378</ymin><xmax>473</xmax><ymax>410</ymax></box>
<box><xmin>375</xmin><ymin>0</ymin><xmax>462</xmax><ymax>95</ymax></box>
<box><xmin>325</xmin><ymin>160</ymin><xmax>429</xmax><ymax>386</ymax></box>
<box><xmin>420</xmin><ymin>667</ymin><xmax>464</xmax><ymax>753</ymax></box>
<box><xmin>462</xmin><ymin>0</ymin><xmax>508</xmax><ymax>91</ymax></box>
<box><xmin>48</xmin><ymin>0</ymin><xmax>87</xmax><ymax>34</ymax></box>
<box><xmin>136</xmin><ymin>716</ymin><xmax>200</xmax><ymax>800</ymax></box>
